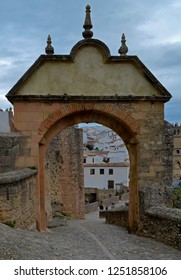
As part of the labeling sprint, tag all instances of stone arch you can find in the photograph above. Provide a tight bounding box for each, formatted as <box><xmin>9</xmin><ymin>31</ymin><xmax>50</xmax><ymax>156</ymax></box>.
<box><xmin>37</xmin><ymin>104</ymin><xmax>140</xmax><ymax>233</ymax></box>
<box><xmin>38</xmin><ymin>103</ymin><xmax>139</xmax><ymax>137</ymax></box>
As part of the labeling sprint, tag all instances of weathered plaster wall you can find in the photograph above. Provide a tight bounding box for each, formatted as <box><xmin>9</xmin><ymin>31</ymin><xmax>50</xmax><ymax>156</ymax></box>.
<box><xmin>16</xmin><ymin>47</ymin><xmax>160</xmax><ymax>97</ymax></box>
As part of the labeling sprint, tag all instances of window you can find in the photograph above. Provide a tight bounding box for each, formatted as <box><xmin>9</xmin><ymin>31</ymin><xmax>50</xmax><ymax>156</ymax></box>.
<box><xmin>100</xmin><ymin>169</ymin><xmax>104</xmax><ymax>175</ymax></box>
<box><xmin>90</xmin><ymin>169</ymin><xmax>95</xmax><ymax>175</ymax></box>
<box><xmin>84</xmin><ymin>158</ymin><xmax>86</xmax><ymax>163</ymax></box>
<box><xmin>177</xmin><ymin>149</ymin><xmax>180</xmax><ymax>154</ymax></box>
<box><xmin>103</xmin><ymin>157</ymin><xmax>109</xmax><ymax>163</ymax></box>
<box><xmin>109</xmin><ymin>169</ymin><xmax>113</xmax><ymax>175</ymax></box>
<box><xmin>108</xmin><ymin>180</ymin><xmax>114</xmax><ymax>189</ymax></box>
<box><xmin>92</xmin><ymin>158</ymin><xmax>94</xmax><ymax>163</ymax></box>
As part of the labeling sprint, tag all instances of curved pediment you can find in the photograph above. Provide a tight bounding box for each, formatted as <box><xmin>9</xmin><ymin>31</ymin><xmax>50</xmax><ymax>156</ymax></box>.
<box><xmin>70</xmin><ymin>39</ymin><xmax>111</xmax><ymax>62</ymax></box>
<box><xmin>6</xmin><ymin>47</ymin><xmax>172</xmax><ymax>103</ymax></box>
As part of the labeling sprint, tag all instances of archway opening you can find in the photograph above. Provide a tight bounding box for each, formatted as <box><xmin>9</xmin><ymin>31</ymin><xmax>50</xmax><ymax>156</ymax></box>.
<box><xmin>44</xmin><ymin>123</ymin><xmax>130</xmax><ymax>222</ymax></box>
<box><xmin>82</xmin><ymin>124</ymin><xmax>130</xmax><ymax>203</ymax></box>
<box><xmin>38</xmin><ymin>110</ymin><xmax>139</xmax><ymax>233</ymax></box>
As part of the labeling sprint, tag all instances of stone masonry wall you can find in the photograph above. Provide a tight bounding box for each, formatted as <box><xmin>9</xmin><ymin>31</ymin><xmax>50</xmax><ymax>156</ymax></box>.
<box><xmin>138</xmin><ymin>188</ymin><xmax>181</xmax><ymax>250</ymax></box>
<box><xmin>0</xmin><ymin>168</ymin><xmax>37</xmax><ymax>229</ymax></box>
<box><xmin>140</xmin><ymin>206</ymin><xmax>181</xmax><ymax>250</ymax></box>
<box><xmin>103</xmin><ymin>207</ymin><xmax>129</xmax><ymax>228</ymax></box>
<box><xmin>137</xmin><ymin>112</ymin><xmax>174</xmax><ymax>207</ymax></box>
<box><xmin>0</xmin><ymin>133</ymin><xmax>31</xmax><ymax>173</ymax></box>
<box><xmin>137</xmin><ymin>188</ymin><xmax>181</xmax><ymax>250</ymax></box>
<box><xmin>173</xmin><ymin>123</ymin><xmax>181</xmax><ymax>179</ymax></box>
<box><xmin>45</xmin><ymin>126</ymin><xmax>84</xmax><ymax>220</ymax></box>
<box><xmin>137</xmin><ymin>121</ymin><xmax>173</xmax><ymax>212</ymax></box>
<box><xmin>173</xmin><ymin>189</ymin><xmax>181</xmax><ymax>208</ymax></box>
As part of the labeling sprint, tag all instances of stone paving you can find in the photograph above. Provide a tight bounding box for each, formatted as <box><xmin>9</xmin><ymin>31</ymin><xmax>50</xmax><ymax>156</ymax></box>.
<box><xmin>0</xmin><ymin>210</ymin><xmax>181</xmax><ymax>260</ymax></box>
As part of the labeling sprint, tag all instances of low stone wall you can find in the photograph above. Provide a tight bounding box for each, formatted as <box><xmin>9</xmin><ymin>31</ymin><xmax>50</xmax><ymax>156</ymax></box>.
<box><xmin>85</xmin><ymin>188</ymin><xmax>117</xmax><ymax>203</ymax></box>
<box><xmin>102</xmin><ymin>196</ymin><xmax>119</xmax><ymax>207</ymax></box>
<box><xmin>100</xmin><ymin>206</ymin><xmax>129</xmax><ymax>228</ymax></box>
<box><xmin>0</xmin><ymin>168</ymin><xmax>37</xmax><ymax>229</ymax></box>
<box><xmin>97</xmin><ymin>189</ymin><xmax>117</xmax><ymax>202</ymax></box>
<box><xmin>138</xmin><ymin>206</ymin><xmax>181</xmax><ymax>250</ymax></box>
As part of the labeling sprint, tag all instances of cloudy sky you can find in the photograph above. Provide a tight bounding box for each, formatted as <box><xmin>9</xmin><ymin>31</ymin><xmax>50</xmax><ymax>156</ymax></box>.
<box><xmin>0</xmin><ymin>0</ymin><xmax>180</xmax><ymax>123</ymax></box>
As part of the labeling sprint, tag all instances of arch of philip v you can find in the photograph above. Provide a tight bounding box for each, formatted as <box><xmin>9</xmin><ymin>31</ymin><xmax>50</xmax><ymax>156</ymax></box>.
<box><xmin>6</xmin><ymin>5</ymin><xmax>173</xmax><ymax>234</ymax></box>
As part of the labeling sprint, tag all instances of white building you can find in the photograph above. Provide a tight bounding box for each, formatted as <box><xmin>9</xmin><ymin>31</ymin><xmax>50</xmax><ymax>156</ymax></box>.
<box><xmin>0</xmin><ymin>110</ymin><xmax>10</xmax><ymax>132</ymax></box>
<box><xmin>0</xmin><ymin>109</ymin><xmax>14</xmax><ymax>132</ymax></box>
<box><xmin>83</xmin><ymin>125</ymin><xmax>130</xmax><ymax>190</ymax></box>
<box><xmin>83</xmin><ymin>126</ymin><xmax>129</xmax><ymax>161</ymax></box>
<box><xmin>84</xmin><ymin>149</ymin><xmax>129</xmax><ymax>164</ymax></box>
<box><xmin>84</xmin><ymin>150</ymin><xmax>110</xmax><ymax>164</ymax></box>
<box><xmin>84</xmin><ymin>163</ymin><xmax>130</xmax><ymax>189</ymax></box>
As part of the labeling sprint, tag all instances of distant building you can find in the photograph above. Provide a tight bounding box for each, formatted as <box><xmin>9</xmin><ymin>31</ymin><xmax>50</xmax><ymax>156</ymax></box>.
<box><xmin>0</xmin><ymin>108</ymin><xmax>14</xmax><ymax>132</ymax></box>
<box><xmin>83</xmin><ymin>126</ymin><xmax>129</xmax><ymax>163</ymax></box>
<box><xmin>173</xmin><ymin>123</ymin><xmax>181</xmax><ymax>179</ymax></box>
<box><xmin>83</xmin><ymin>126</ymin><xmax>130</xmax><ymax>189</ymax></box>
<box><xmin>84</xmin><ymin>162</ymin><xmax>129</xmax><ymax>189</ymax></box>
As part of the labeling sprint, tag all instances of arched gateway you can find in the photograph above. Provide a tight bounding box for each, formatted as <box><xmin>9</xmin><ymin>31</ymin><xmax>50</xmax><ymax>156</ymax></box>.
<box><xmin>6</xmin><ymin>5</ymin><xmax>172</xmax><ymax>232</ymax></box>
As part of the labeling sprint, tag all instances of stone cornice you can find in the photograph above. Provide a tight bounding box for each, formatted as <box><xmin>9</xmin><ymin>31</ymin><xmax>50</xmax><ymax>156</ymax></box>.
<box><xmin>7</xmin><ymin>94</ymin><xmax>171</xmax><ymax>103</ymax></box>
<box><xmin>0</xmin><ymin>168</ymin><xmax>37</xmax><ymax>185</ymax></box>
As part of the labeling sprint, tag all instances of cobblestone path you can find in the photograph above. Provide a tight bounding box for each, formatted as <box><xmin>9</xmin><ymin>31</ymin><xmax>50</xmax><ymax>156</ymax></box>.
<box><xmin>0</xmin><ymin>211</ymin><xmax>181</xmax><ymax>260</ymax></box>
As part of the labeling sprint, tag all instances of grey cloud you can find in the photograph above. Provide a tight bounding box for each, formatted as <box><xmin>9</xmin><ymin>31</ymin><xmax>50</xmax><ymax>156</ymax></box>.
<box><xmin>165</xmin><ymin>99</ymin><xmax>181</xmax><ymax>123</ymax></box>
<box><xmin>0</xmin><ymin>0</ymin><xmax>180</xmax><ymax>120</ymax></box>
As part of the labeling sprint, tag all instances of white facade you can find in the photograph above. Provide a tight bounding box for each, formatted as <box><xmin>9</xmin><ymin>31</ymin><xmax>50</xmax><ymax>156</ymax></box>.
<box><xmin>83</xmin><ymin>126</ymin><xmax>130</xmax><ymax>190</ymax></box>
<box><xmin>0</xmin><ymin>111</ymin><xmax>10</xmax><ymax>132</ymax></box>
<box><xmin>84</xmin><ymin>151</ymin><xmax>109</xmax><ymax>164</ymax></box>
<box><xmin>84</xmin><ymin>150</ymin><xmax>129</xmax><ymax>164</ymax></box>
<box><xmin>84</xmin><ymin>163</ymin><xmax>129</xmax><ymax>189</ymax></box>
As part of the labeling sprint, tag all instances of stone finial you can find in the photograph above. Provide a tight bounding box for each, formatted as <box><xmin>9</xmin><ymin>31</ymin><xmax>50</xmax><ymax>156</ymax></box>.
<box><xmin>118</xmin><ymin>33</ymin><xmax>128</xmax><ymax>55</ymax></box>
<box><xmin>45</xmin><ymin>35</ymin><xmax>54</xmax><ymax>55</ymax></box>
<box><xmin>82</xmin><ymin>4</ymin><xmax>93</xmax><ymax>39</ymax></box>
